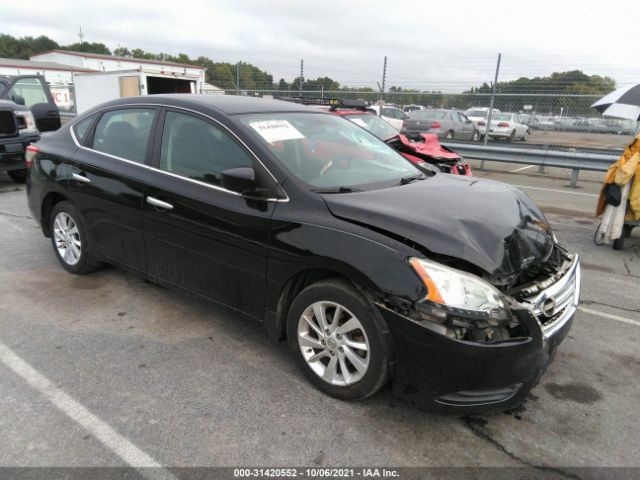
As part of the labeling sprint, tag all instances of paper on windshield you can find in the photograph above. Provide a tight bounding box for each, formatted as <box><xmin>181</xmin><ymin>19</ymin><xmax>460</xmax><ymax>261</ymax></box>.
<box><xmin>249</xmin><ymin>120</ymin><xmax>305</xmax><ymax>143</ymax></box>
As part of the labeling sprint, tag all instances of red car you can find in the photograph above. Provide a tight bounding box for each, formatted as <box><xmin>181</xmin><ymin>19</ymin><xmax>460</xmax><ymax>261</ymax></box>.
<box><xmin>324</xmin><ymin>100</ymin><xmax>472</xmax><ymax>176</ymax></box>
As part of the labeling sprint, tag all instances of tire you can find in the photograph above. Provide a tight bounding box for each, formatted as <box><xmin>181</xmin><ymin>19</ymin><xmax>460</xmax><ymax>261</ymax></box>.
<box><xmin>612</xmin><ymin>225</ymin><xmax>631</xmax><ymax>250</ymax></box>
<box><xmin>49</xmin><ymin>201</ymin><xmax>103</xmax><ymax>274</ymax></box>
<box><xmin>508</xmin><ymin>130</ymin><xmax>516</xmax><ymax>142</ymax></box>
<box><xmin>445</xmin><ymin>130</ymin><xmax>454</xmax><ymax>139</ymax></box>
<box><xmin>287</xmin><ymin>279</ymin><xmax>391</xmax><ymax>401</ymax></box>
<box><xmin>7</xmin><ymin>169</ymin><xmax>27</xmax><ymax>183</ymax></box>
<box><xmin>471</xmin><ymin>130</ymin><xmax>480</xmax><ymax>142</ymax></box>
<box><xmin>521</xmin><ymin>131</ymin><xmax>528</xmax><ymax>142</ymax></box>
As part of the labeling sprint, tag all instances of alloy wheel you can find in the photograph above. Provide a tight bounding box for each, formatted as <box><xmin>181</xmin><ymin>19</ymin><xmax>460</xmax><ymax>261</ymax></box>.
<box><xmin>53</xmin><ymin>212</ymin><xmax>82</xmax><ymax>266</ymax></box>
<box><xmin>297</xmin><ymin>301</ymin><xmax>370</xmax><ymax>386</ymax></box>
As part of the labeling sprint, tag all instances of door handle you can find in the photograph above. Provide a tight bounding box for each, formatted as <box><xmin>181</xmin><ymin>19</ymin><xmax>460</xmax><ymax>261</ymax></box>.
<box><xmin>146</xmin><ymin>196</ymin><xmax>173</xmax><ymax>210</ymax></box>
<box><xmin>72</xmin><ymin>172</ymin><xmax>91</xmax><ymax>184</ymax></box>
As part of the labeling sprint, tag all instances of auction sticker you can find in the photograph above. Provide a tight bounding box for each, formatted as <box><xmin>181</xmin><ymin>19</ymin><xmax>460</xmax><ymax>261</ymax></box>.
<box><xmin>249</xmin><ymin>120</ymin><xmax>304</xmax><ymax>143</ymax></box>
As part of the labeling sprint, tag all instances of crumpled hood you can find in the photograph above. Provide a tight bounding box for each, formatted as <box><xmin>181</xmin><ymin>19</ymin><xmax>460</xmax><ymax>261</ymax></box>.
<box><xmin>323</xmin><ymin>174</ymin><xmax>554</xmax><ymax>284</ymax></box>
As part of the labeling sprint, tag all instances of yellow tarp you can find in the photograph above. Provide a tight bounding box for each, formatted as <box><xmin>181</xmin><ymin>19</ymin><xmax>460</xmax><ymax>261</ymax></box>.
<box><xmin>596</xmin><ymin>133</ymin><xmax>640</xmax><ymax>221</ymax></box>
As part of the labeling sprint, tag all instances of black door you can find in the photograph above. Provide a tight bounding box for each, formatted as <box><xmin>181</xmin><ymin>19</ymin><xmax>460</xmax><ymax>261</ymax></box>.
<box><xmin>6</xmin><ymin>76</ymin><xmax>61</xmax><ymax>132</ymax></box>
<box><xmin>68</xmin><ymin>107</ymin><xmax>158</xmax><ymax>273</ymax></box>
<box><xmin>142</xmin><ymin>109</ymin><xmax>276</xmax><ymax>318</ymax></box>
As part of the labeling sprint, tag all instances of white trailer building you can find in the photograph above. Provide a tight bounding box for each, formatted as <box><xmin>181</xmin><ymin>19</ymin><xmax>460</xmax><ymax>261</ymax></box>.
<box><xmin>30</xmin><ymin>50</ymin><xmax>206</xmax><ymax>94</ymax></box>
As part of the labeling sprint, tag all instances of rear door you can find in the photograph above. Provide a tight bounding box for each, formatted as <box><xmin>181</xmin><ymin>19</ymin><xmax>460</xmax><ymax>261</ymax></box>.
<box><xmin>6</xmin><ymin>76</ymin><xmax>61</xmax><ymax>132</ymax></box>
<box><xmin>456</xmin><ymin>113</ymin><xmax>475</xmax><ymax>139</ymax></box>
<box><xmin>142</xmin><ymin>108</ymin><xmax>276</xmax><ymax>317</ymax></box>
<box><xmin>68</xmin><ymin>106</ymin><xmax>158</xmax><ymax>273</ymax></box>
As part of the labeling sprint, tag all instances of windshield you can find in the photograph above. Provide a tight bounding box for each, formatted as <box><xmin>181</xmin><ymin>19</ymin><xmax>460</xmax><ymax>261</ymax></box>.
<box><xmin>238</xmin><ymin>112</ymin><xmax>419</xmax><ymax>190</ymax></box>
<box><xmin>492</xmin><ymin>113</ymin><xmax>512</xmax><ymax>121</ymax></box>
<box><xmin>346</xmin><ymin>113</ymin><xmax>399</xmax><ymax>140</ymax></box>
<box><xmin>410</xmin><ymin>110</ymin><xmax>446</xmax><ymax>120</ymax></box>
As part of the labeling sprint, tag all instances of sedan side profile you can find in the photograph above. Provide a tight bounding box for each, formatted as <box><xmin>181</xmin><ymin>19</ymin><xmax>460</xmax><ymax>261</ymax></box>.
<box><xmin>27</xmin><ymin>95</ymin><xmax>580</xmax><ymax>413</ymax></box>
<box><xmin>402</xmin><ymin>109</ymin><xmax>480</xmax><ymax>141</ymax></box>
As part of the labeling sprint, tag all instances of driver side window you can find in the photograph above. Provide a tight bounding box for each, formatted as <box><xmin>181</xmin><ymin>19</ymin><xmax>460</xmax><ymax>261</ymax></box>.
<box><xmin>8</xmin><ymin>77</ymin><xmax>49</xmax><ymax>108</ymax></box>
<box><xmin>159</xmin><ymin>111</ymin><xmax>253</xmax><ymax>187</ymax></box>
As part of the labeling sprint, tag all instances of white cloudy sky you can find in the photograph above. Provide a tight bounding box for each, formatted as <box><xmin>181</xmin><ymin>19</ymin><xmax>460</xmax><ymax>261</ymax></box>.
<box><xmin>2</xmin><ymin>0</ymin><xmax>639</xmax><ymax>91</ymax></box>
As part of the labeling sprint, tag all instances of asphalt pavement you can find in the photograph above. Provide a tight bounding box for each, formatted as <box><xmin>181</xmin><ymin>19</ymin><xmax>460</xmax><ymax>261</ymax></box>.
<box><xmin>0</xmin><ymin>167</ymin><xmax>638</xmax><ymax>478</ymax></box>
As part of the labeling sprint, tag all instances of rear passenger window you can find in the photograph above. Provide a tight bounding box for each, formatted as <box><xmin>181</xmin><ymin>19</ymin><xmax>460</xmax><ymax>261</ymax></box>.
<box><xmin>159</xmin><ymin>111</ymin><xmax>253</xmax><ymax>187</ymax></box>
<box><xmin>73</xmin><ymin>115</ymin><xmax>96</xmax><ymax>145</ymax></box>
<box><xmin>92</xmin><ymin>108</ymin><xmax>155</xmax><ymax>163</ymax></box>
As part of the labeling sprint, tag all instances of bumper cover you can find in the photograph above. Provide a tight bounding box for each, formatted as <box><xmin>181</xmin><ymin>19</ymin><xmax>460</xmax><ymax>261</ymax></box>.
<box><xmin>0</xmin><ymin>134</ymin><xmax>39</xmax><ymax>171</ymax></box>
<box><xmin>380</xmin><ymin>257</ymin><xmax>580</xmax><ymax>414</ymax></box>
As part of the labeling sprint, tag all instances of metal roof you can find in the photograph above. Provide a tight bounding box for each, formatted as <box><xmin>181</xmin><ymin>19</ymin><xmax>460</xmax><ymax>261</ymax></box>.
<box><xmin>31</xmin><ymin>50</ymin><xmax>206</xmax><ymax>70</ymax></box>
<box><xmin>99</xmin><ymin>94</ymin><xmax>321</xmax><ymax>115</ymax></box>
<box><xmin>0</xmin><ymin>58</ymin><xmax>95</xmax><ymax>72</ymax></box>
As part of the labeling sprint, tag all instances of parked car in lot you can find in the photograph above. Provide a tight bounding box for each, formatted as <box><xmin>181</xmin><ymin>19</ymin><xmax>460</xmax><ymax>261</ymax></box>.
<box><xmin>365</xmin><ymin>104</ymin><xmax>407</xmax><ymax>130</ymax></box>
<box><xmin>322</xmin><ymin>100</ymin><xmax>471</xmax><ymax>175</ymax></box>
<box><xmin>487</xmin><ymin>113</ymin><xmax>529</xmax><ymax>141</ymax></box>
<box><xmin>27</xmin><ymin>95</ymin><xmax>580</xmax><ymax>413</ymax></box>
<box><xmin>402</xmin><ymin>109</ymin><xmax>480</xmax><ymax>141</ymax></box>
<box><xmin>463</xmin><ymin>108</ymin><xmax>500</xmax><ymax>136</ymax></box>
<box><xmin>402</xmin><ymin>104</ymin><xmax>425</xmax><ymax>113</ymax></box>
<box><xmin>0</xmin><ymin>75</ymin><xmax>60</xmax><ymax>183</ymax></box>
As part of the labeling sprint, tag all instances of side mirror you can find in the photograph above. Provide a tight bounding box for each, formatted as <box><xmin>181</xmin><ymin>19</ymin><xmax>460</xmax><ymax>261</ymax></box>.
<box><xmin>221</xmin><ymin>167</ymin><xmax>256</xmax><ymax>194</ymax></box>
<box><xmin>12</xmin><ymin>94</ymin><xmax>26</xmax><ymax>106</ymax></box>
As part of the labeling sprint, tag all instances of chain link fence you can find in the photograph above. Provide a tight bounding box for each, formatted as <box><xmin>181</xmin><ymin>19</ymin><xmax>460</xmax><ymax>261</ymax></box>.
<box><xmin>217</xmin><ymin>88</ymin><xmax>638</xmax><ymax>150</ymax></box>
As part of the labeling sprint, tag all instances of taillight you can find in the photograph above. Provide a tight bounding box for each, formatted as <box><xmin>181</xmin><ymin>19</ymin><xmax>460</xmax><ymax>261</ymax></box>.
<box><xmin>497</xmin><ymin>122</ymin><xmax>510</xmax><ymax>128</ymax></box>
<box><xmin>477</xmin><ymin>121</ymin><xmax>486</xmax><ymax>126</ymax></box>
<box><xmin>25</xmin><ymin>144</ymin><xmax>39</xmax><ymax>169</ymax></box>
<box><xmin>430</xmin><ymin>121</ymin><xmax>441</xmax><ymax>129</ymax></box>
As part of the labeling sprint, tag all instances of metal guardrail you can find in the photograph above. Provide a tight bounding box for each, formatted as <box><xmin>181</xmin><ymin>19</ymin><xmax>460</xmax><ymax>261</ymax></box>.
<box><xmin>442</xmin><ymin>142</ymin><xmax>618</xmax><ymax>187</ymax></box>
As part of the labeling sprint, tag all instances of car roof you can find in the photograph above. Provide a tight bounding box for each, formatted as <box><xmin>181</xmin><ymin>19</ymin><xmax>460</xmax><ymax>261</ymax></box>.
<box><xmin>103</xmin><ymin>94</ymin><xmax>321</xmax><ymax>115</ymax></box>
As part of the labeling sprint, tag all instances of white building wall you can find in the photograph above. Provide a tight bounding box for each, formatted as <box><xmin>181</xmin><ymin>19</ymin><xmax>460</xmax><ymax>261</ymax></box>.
<box><xmin>32</xmin><ymin>52</ymin><xmax>206</xmax><ymax>92</ymax></box>
<box><xmin>0</xmin><ymin>65</ymin><xmax>75</xmax><ymax>85</ymax></box>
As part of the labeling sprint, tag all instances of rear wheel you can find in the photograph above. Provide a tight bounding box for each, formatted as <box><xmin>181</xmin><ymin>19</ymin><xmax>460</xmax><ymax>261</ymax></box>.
<box><xmin>471</xmin><ymin>130</ymin><xmax>480</xmax><ymax>142</ymax></box>
<box><xmin>49</xmin><ymin>201</ymin><xmax>103</xmax><ymax>274</ymax></box>
<box><xmin>287</xmin><ymin>279</ymin><xmax>390</xmax><ymax>401</ymax></box>
<box><xmin>7</xmin><ymin>169</ymin><xmax>27</xmax><ymax>183</ymax></box>
<box><xmin>508</xmin><ymin>130</ymin><xmax>516</xmax><ymax>142</ymax></box>
<box><xmin>445</xmin><ymin>130</ymin><xmax>454</xmax><ymax>139</ymax></box>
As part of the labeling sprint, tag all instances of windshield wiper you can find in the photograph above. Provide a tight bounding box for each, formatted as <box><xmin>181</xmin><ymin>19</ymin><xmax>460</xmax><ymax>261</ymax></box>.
<box><xmin>398</xmin><ymin>173</ymin><xmax>426</xmax><ymax>185</ymax></box>
<box><xmin>312</xmin><ymin>186</ymin><xmax>362</xmax><ymax>194</ymax></box>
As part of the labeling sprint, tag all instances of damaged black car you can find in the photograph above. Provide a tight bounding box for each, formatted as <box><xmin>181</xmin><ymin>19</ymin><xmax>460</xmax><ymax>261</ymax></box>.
<box><xmin>26</xmin><ymin>95</ymin><xmax>580</xmax><ymax>413</ymax></box>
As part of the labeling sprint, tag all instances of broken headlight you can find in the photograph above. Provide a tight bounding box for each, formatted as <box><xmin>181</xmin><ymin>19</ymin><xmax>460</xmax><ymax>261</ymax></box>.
<box><xmin>409</xmin><ymin>257</ymin><xmax>505</xmax><ymax>313</ymax></box>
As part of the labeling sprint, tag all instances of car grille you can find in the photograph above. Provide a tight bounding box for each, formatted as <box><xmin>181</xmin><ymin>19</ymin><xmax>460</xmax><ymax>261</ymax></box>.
<box><xmin>0</xmin><ymin>110</ymin><xmax>17</xmax><ymax>137</ymax></box>
<box><xmin>520</xmin><ymin>256</ymin><xmax>581</xmax><ymax>338</ymax></box>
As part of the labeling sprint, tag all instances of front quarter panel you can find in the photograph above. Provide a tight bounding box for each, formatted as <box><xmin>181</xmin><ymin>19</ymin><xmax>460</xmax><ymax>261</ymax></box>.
<box><xmin>266</xmin><ymin>196</ymin><xmax>426</xmax><ymax>314</ymax></box>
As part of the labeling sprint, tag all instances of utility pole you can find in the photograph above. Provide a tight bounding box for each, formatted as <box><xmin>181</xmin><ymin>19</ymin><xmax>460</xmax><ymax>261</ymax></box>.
<box><xmin>299</xmin><ymin>59</ymin><xmax>304</xmax><ymax>98</ymax></box>
<box><xmin>236</xmin><ymin>62</ymin><xmax>240</xmax><ymax>95</ymax></box>
<box><xmin>481</xmin><ymin>53</ymin><xmax>502</xmax><ymax>167</ymax></box>
<box><xmin>380</xmin><ymin>56</ymin><xmax>387</xmax><ymax>103</ymax></box>
<box><xmin>78</xmin><ymin>26</ymin><xmax>85</xmax><ymax>44</ymax></box>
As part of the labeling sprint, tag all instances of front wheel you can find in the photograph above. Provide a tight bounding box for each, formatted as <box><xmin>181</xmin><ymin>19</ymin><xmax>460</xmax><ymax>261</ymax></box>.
<box><xmin>49</xmin><ymin>201</ymin><xmax>103</xmax><ymax>274</ymax></box>
<box><xmin>287</xmin><ymin>279</ymin><xmax>391</xmax><ymax>401</ymax></box>
<box><xmin>444</xmin><ymin>130</ymin><xmax>454</xmax><ymax>139</ymax></box>
<box><xmin>7</xmin><ymin>169</ymin><xmax>27</xmax><ymax>183</ymax></box>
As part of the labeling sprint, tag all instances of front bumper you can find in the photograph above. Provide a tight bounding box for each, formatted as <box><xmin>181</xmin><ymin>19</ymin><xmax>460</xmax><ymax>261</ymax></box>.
<box><xmin>380</xmin><ymin>256</ymin><xmax>580</xmax><ymax>414</ymax></box>
<box><xmin>0</xmin><ymin>134</ymin><xmax>40</xmax><ymax>172</ymax></box>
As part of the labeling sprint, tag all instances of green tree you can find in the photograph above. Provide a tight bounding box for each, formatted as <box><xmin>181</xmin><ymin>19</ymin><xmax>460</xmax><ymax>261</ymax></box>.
<box><xmin>62</xmin><ymin>42</ymin><xmax>111</xmax><ymax>55</ymax></box>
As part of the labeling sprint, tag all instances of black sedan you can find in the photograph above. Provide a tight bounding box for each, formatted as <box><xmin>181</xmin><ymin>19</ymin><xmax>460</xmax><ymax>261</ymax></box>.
<box><xmin>26</xmin><ymin>95</ymin><xmax>580</xmax><ymax>413</ymax></box>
